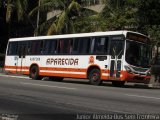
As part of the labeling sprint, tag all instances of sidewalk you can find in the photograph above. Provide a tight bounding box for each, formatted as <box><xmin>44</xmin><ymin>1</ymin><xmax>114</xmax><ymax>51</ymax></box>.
<box><xmin>148</xmin><ymin>75</ymin><xmax>160</xmax><ymax>88</ymax></box>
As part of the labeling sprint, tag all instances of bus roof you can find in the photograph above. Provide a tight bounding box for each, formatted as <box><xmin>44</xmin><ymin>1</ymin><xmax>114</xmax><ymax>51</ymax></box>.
<box><xmin>9</xmin><ymin>30</ymin><xmax>148</xmax><ymax>42</ymax></box>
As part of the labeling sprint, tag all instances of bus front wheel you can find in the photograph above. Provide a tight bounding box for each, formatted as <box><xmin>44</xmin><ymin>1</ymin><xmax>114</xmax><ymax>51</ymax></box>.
<box><xmin>89</xmin><ymin>69</ymin><xmax>102</xmax><ymax>85</ymax></box>
<box><xmin>29</xmin><ymin>65</ymin><xmax>42</xmax><ymax>80</ymax></box>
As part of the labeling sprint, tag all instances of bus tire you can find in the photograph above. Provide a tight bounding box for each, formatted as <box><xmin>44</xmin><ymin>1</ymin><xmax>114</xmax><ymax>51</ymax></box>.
<box><xmin>112</xmin><ymin>81</ymin><xmax>125</xmax><ymax>87</ymax></box>
<box><xmin>89</xmin><ymin>69</ymin><xmax>102</xmax><ymax>85</ymax></box>
<box><xmin>29</xmin><ymin>65</ymin><xmax>42</xmax><ymax>80</ymax></box>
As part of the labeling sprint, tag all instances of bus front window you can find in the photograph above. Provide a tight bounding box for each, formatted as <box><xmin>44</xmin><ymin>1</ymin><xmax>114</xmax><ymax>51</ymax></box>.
<box><xmin>125</xmin><ymin>40</ymin><xmax>151</xmax><ymax>68</ymax></box>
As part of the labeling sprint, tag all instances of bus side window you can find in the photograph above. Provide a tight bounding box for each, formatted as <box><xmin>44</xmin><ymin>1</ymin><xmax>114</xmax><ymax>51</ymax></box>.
<box><xmin>58</xmin><ymin>39</ymin><xmax>64</xmax><ymax>54</ymax></box>
<box><xmin>44</xmin><ymin>40</ymin><xmax>57</xmax><ymax>55</ymax></box>
<box><xmin>17</xmin><ymin>41</ymin><xmax>28</xmax><ymax>58</ymax></box>
<box><xmin>91</xmin><ymin>37</ymin><xmax>108</xmax><ymax>54</ymax></box>
<box><xmin>69</xmin><ymin>39</ymin><xmax>73</xmax><ymax>54</ymax></box>
<box><xmin>64</xmin><ymin>38</ymin><xmax>73</xmax><ymax>54</ymax></box>
<box><xmin>79</xmin><ymin>37</ymin><xmax>91</xmax><ymax>54</ymax></box>
<box><xmin>51</xmin><ymin>40</ymin><xmax>57</xmax><ymax>54</ymax></box>
<box><xmin>90</xmin><ymin>37</ymin><xmax>95</xmax><ymax>54</ymax></box>
<box><xmin>17</xmin><ymin>43</ymin><xmax>22</xmax><ymax>58</ymax></box>
<box><xmin>27</xmin><ymin>41</ymin><xmax>31</xmax><ymax>55</ymax></box>
<box><xmin>43</xmin><ymin>40</ymin><xmax>50</xmax><ymax>54</ymax></box>
<box><xmin>65</xmin><ymin>39</ymin><xmax>73</xmax><ymax>54</ymax></box>
<box><xmin>72</xmin><ymin>38</ymin><xmax>79</xmax><ymax>54</ymax></box>
<box><xmin>7</xmin><ymin>42</ymin><xmax>18</xmax><ymax>55</ymax></box>
<box><xmin>57</xmin><ymin>39</ymin><xmax>73</xmax><ymax>54</ymax></box>
<box><xmin>31</xmin><ymin>41</ymin><xmax>37</xmax><ymax>55</ymax></box>
<box><xmin>30</xmin><ymin>40</ymin><xmax>43</xmax><ymax>55</ymax></box>
<box><xmin>40</xmin><ymin>40</ymin><xmax>44</xmax><ymax>54</ymax></box>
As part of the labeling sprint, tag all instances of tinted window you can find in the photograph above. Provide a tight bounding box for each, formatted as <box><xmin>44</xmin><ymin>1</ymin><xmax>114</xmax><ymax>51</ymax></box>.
<box><xmin>58</xmin><ymin>39</ymin><xmax>73</xmax><ymax>54</ymax></box>
<box><xmin>17</xmin><ymin>41</ymin><xmax>28</xmax><ymax>57</ymax></box>
<box><xmin>126</xmin><ymin>40</ymin><xmax>151</xmax><ymax>67</ymax></box>
<box><xmin>43</xmin><ymin>40</ymin><xmax>57</xmax><ymax>55</ymax></box>
<box><xmin>30</xmin><ymin>40</ymin><xmax>43</xmax><ymax>55</ymax></box>
<box><xmin>72</xmin><ymin>38</ymin><xmax>80</xmax><ymax>54</ymax></box>
<box><xmin>91</xmin><ymin>37</ymin><xmax>109</xmax><ymax>54</ymax></box>
<box><xmin>110</xmin><ymin>35</ymin><xmax>124</xmax><ymax>59</ymax></box>
<box><xmin>79</xmin><ymin>37</ymin><xmax>91</xmax><ymax>54</ymax></box>
<box><xmin>7</xmin><ymin>42</ymin><xmax>18</xmax><ymax>55</ymax></box>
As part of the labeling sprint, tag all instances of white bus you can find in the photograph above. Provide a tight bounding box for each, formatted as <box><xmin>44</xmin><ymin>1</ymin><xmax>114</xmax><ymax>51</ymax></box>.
<box><xmin>5</xmin><ymin>30</ymin><xmax>151</xmax><ymax>86</ymax></box>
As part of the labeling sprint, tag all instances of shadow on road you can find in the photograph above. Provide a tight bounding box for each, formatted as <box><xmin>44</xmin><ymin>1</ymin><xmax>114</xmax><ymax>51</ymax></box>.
<box><xmin>42</xmin><ymin>77</ymin><xmax>160</xmax><ymax>90</ymax></box>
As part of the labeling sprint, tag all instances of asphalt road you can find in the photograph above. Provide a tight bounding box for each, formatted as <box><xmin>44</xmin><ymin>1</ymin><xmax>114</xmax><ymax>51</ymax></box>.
<box><xmin>0</xmin><ymin>73</ymin><xmax>160</xmax><ymax>120</ymax></box>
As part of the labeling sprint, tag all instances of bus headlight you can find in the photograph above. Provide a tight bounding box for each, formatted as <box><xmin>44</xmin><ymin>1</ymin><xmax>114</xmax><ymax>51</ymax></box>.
<box><xmin>124</xmin><ymin>65</ymin><xmax>132</xmax><ymax>73</ymax></box>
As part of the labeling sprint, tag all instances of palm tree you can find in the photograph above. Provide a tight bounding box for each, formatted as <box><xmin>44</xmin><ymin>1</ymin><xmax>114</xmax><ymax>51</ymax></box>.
<box><xmin>29</xmin><ymin>0</ymin><xmax>97</xmax><ymax>35</ymax></box>
<box><xmin>5</xmin><ymin>0</ymin><xmax>28</xmax><ymax>22</ymax></box>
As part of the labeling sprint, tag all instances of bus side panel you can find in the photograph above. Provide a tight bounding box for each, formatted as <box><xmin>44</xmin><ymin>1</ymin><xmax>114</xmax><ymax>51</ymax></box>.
<box><xmin>27</xmin><ymin>55</ymin><xmax>110</xmax><ymax>80</ymax></box>
<box><xmin>5</xmin><ymin>55</ymin><xmax>110</xmax><ymax>80</ymax></box>
<box><xmin>5</xmin><ymin>56</ymin><xmax>18</xmax><ymax>73</ymax></box>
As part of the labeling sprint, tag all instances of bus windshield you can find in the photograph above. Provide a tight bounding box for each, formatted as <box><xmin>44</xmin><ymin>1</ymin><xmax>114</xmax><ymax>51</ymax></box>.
<box><xmin>125</xmin><ymin>40</ymin><xmax>151</xmax><ymax>68</ymax></box>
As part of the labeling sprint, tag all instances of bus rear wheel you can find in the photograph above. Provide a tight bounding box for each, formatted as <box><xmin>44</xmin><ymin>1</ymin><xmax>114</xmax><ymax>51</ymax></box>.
<box><xmin>29</xmin><ymin>65</ymin><xmax>42</xmax><ymax>80</ymax></box>
<box><xmin>89</xmin><ymin>69</ymin><xmax>102</xmax><ymax>85</ymax></box>
<box><xmin>112</xmin><ymin>81</ymin><xmax>125</xmax><ymax>87</ymax></box>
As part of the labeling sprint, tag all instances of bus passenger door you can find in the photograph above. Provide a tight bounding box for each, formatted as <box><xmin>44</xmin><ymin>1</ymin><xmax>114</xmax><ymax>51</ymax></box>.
<box><xmin>16</xmin><ymin>42</ymin><xmax>27</xmax><ymax>74</ymax></box>
<box><xmin>109</xmin><ymin>37</ymin><xmax>124</xmax><ymax>79</ymax></box>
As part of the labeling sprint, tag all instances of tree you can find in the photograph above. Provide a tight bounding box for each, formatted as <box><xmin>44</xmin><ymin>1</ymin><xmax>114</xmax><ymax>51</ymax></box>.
<box><xmin>5</xmin><ymin>0</ymin><xmax>28</xmax><ymax>22</ymax></box>
<box><xmin>29</xmin><ymin>0</ymin><xmax>97</xmax><ymax>35</ymax></box>
<box><xmin>146</xmin><ymin>25</ymin><xmax>160</xmax><ymax>46</ymax></box>
<box><xmin>100</xmin><ymin>0</ymin><xmax>160</xmax><ymax>51</ymax></box>
<box><xmin>134</xmin><ymin>0</ymin><xmax>160</xmax><ymax>47</ymax></box>
<box><xmin>100</xmin><ymin>0</ymin><xmax>138</xmax><ymax>31</ymax></box>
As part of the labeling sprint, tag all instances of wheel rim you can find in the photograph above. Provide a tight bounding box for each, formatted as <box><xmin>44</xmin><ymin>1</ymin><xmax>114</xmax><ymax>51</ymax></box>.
<box><xmin>92</xmin><ymin>72</ymin><xmax>99</xmax><ymax>82</ymax></box>
<box><xmin>31</xmin><ymin>68</ymin><xmax>36</xmax><ymax>77</ymax></box>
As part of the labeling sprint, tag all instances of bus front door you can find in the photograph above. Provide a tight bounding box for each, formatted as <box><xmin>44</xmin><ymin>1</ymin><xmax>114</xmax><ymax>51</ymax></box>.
<box><xmin>109</xmin><ymin>38</ymin><xmax>124</xmax><ymax>80</ymax></box>
<box><xmin>16</xmin><ymin>42</ymin><xmax>27</xmax><ymax>74</ymax></box>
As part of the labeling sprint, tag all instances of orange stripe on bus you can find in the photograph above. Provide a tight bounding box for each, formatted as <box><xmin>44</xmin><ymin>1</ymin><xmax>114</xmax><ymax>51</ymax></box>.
<box><xmin>40</xmin><ymin>67</ymin><xmax>87</xmax><ymax>72</ymax></box>
<box><xmin>5</xmin><ymin>65</ymin><xmax>110</xmax><ymax>80</ymax></box>
<box><xmin>5</xmin><ymin>66</ymin><xmax>29</xmax><ymax>69</ymax></box>
<box><xmin>5</xmin><ymin>65</ymin><xmax>109</xmax><ymax>74</ymax></box>
<box><xmin>40</xmin><ymin>72</ymin><xmax>86</xmax><ymax>78</ymax></box>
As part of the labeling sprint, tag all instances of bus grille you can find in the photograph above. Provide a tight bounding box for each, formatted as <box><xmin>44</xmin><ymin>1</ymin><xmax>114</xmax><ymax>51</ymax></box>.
<box><xmin>131</xmin><ymin>66</ymin><xmax>148</xmax><ymax>72</ymax></box>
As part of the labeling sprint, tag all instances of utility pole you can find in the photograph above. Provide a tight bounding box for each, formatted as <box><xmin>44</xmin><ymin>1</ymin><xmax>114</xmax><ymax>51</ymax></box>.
<box><xmin>35</xmin><ymin>0</ymin><xmax>40</xmax><ymax>36</ymax></box>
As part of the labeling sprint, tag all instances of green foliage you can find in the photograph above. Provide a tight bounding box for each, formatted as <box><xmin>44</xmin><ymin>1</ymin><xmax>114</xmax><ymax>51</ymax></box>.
<box><xmin>98</xmin><ymin>0</ymin><xmax>160</xmax><ymax>46</ymax></box>
<box><xmin>134</xmin><ymin>0</ymin><xmax>160</xmax><ymax>46</ymax></box>
<box><xmin>4</xmin><ymin>0</ymin><xmax>159</xmax><ymax>46</ymax></box>
<box><xmin>100</xmin><ymin>0</ymin><xmax>138</xmax><ymax>30</ymax></box>
<box><xmin>30</xmin><ymin>0</ymin><xmax>98</xmax><ymax>35</ymax></box>
<box><xmin>6</xmin><ymin>0</ymin><xmax>28</xmax><ymax>22</ymax></box>
<box><xmin>145</xmin><ymin>25</ymin><xmax>160</xmax><ymax>46</ymax></box>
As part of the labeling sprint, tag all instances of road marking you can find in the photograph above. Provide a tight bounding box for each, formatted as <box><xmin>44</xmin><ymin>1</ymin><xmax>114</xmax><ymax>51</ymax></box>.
<box><xmin>125</xmin><ymin>94</ymin><xmax>160</xmax><ymax>100</ymax></box>
<box><xmin>20</xmin><ymin>82</ymin><xmax>77</xmax><ymax>90</ymax></box>
<box><xmin>0</xmin><ymin>74</ymin><xmax>30</xmax><ymax>79</ymax></box>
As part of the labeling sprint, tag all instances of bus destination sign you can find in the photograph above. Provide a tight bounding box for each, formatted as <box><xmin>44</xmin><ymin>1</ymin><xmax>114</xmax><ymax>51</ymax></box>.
<box><xmin>126</xmin><ymin>32</ymin><xmax>149</xmax><ymax>43</ymax></box>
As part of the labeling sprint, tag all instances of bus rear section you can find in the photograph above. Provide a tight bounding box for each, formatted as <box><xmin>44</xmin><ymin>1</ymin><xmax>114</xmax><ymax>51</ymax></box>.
<box><xmin>4</xmin><ymin>31</ymin><xmax>151</xmax><ymax>86</ymax></box>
